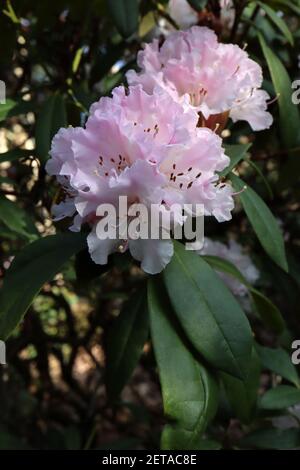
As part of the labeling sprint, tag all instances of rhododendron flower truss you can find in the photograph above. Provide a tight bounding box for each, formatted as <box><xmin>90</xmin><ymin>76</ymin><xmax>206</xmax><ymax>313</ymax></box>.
<box><xmin>46</xmin><ymin>85</ymin><xmax>234</xmax><ymax>274</ymax></box>
<box><xmin>127</xmin><ymin>26</ymin><xmax>273</xmax><ymax>132</ymax></box>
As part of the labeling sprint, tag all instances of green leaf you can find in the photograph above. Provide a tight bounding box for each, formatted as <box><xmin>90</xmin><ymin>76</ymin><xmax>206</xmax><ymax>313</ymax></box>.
<box><xmin>259</xmin><ymin>33</ymin><xmax>300</xmax><ymax>149</ymax></box>
<box><xmin>220</xmin><ymin>143</ymin><xmax>252</xmax><ymax>177</ymax></box>
<box><xmin>35</xmin><ymin>94</ymin><xmax>67</xmax><ymax>163</ymax></box>
<box><xmin>163</xmin><ymin>242</ymin><xmax>253</xmax><ymax>380</ymax></box>
<box><xmin>256</xmin><ymin>2</ymin><xmax>293</xmax><ymax>45</ymax></box>
<box><xmin>250</xmin><ymin>288</ymin><xmax>285</xmax><ymax>333</ymax></box>
<box><xmin>0</xmin><ymin>99</ymin><xmax>35</xmax><ymax>122</ymax></box>
<box><xmin>0</xmin><ymin>149</ymin><xmax>32</xmax><ymax>164</ymax></box>
<box><xmin>148</xmin><ymin>278</ymin><xmax>219</xmax><ymax>450</ymax></box>
<box><xmin>196</xmin><ymin>439</ymin><xmax>222</xmax><ymax>450</ymax></box>
<box><xmin>241</xmin><ymin>428</ymin><xmax>300</xmax><ymax>449</ymax></box>
<box><xmin>246</xmin><ymin>158</ymin><xmax>273</xmax><ymax>199</ymax></box>
<box><xmin>203</xmin><ymin>255</ymin><xmax>285</xmax><ymax>333</ymax></box>
<box><xmin>229</xmin><ymin>173</ymin><xmax>288</xmax><ymax>272</ymax></box>
<box><xmin>221</xmin><ymin>348</ymin><xmax>261</xmax><ymax>423</ymax></box>
<box><xmin>270</xmin><ymin>0</ymin><xmax>300</xmax><ymax>15</ymax></box>
<box><xmin>106</xmin><ymin>287</ymin><xmax>149</xmax><ymax>401</ymax></box>
<box><xmin>72</xmin><ymin>47</ymin><xmax>83</xmax><ymax>74</ymax></box>
<box><xmin>0</xmin><ymin>99</ymin><xmax>16</xmax><ymax>121</ymax></box>
<box><xmin>107</xmin><ymin>0</ymin><xmax>139</xmax><ymax>38</ymax></box>
<box><xmin>0</xmin><ymin>176</ymin><xmax>15</xmax><ymax>185</ymax></box>
<box><xmin>0</xmin><ymin>194</ymin><xmax>38</xmax><ymax>241</ymax></box>
<box><xmin>0</xmin><ymin>232</ymin><xmax>86</xmax><ymax>340</ymax></box>
<box><xmin>259</xmin><ymin>385</ymin><xmax>300</xmax><ymax>410</ymax></box>
<box><xmin>202</xmin><ymin>255</ymin><xmax>247</xmax><ymax>285</ymax></box>
<box><xmin>187</xmin><ymin>0</ymin><xmax>208</xmax><ymax>11</ymax></box>
<box><xmin>256</xmin><ymin>344</ymin><xmax>300</xmax><ymax>387</ymax></box>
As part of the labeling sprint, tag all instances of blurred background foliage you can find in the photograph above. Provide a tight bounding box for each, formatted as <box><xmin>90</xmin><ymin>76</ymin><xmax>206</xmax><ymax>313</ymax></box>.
<box><xmin>0</xmin><ymin>0</ymin><xmax>300</xmax><ymax>450</ymax></box>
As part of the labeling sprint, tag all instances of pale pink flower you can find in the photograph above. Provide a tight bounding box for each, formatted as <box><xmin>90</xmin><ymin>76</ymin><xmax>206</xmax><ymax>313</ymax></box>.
<box><xmin>127</xmin><ymin>26</ymin><xmax>273</xmax><ymax>131</ymax></box>
<box><xmin>46</xmin><ymin>85</ymin><xmax>233</xmax><ymax>274</ymax></box>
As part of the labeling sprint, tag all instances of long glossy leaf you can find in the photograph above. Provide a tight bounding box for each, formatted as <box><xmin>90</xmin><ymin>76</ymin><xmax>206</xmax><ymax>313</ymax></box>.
<box><xmin>241</xmin><ymin>428</ymin><xmax>300</xmax><ymax>449</ymax></box>
<box><xmin>259</xmin><ymin>34</ymin><xmax>300</xmax><ymax>149</ymax></box>
<box><xmin>107</xmin><ymin>0</ymin><xmax>139</xmax><ymax>38</ymax></box>
<box><xmin>1</xmin><ymin>99</ymin><xmax>34</xmax><ymax>122</ymax></box>
<box><xmin>203</xmin><ymin>255</ymin><xmax>285</xmax><ymax>333</ymax></box>
<box><xmin>230</xmin><ymin>173</ymin><xmax>288</xmax><ymax>271</ymax></box>
<box><xmin>163</xmin><ymin>242</ymin><xmax>253</xmax><ymax>380</ymax></box>
<box><xmin>221</xmin><ymin>348</ymin><xmax>261</xmax><ymax>423</ymax></box>
<box><xmin>0</xmin><ymin>194</ymin><xmax>38</xmax><ymax>241</ymax></box>
<box><xmin>0</xmin><ymin>149</ymin><xmax>32</xmax><ymax>164</ymax></box>
<box><xmin>250</xmin><ymin>288</ymin><xmax>285</xmax><ymax>333</ymax></box>
<box><xmin>0</xmin><ymin>232</ymin><xmax>86</xmax><ymax>339</ymax></box>
<box><xmin>148</xmin><ymin>278</ymin><xmax>219</xmax><ymax>450</ymax></box>
<box><xmin>106</xmin><ymin>287</ymin><xmax>149</xmax><ymax>401</ymax></box>
<box><xmin>35</xmin><ymin>94</ymin><xmax>67</xmax><ymax>163</ymax></box>
<box><xmin>220</xmin><ymin>143</ymin><xmax>252</xmax><ymax>177</ymax></box>
<box><xmin>259</xmin><ymin>385</ymin><xmax>300</xmax><ymax>410</ymax></box>
<box><xmin>0</xmin><ymin>99</ymin><xmax>16</xmax><ymax>121</ymax></box>
<box><xmin>256</xmin><ymin>344</ymin><xmax>300</xmax><ymax>387</ymax></box>
<box><xmin>268</xmin><ymin>0</ymin><xmax>300</xmax><ymax>15</ymax></box>
<box><xmin>257</xmin><ymin>2</ymin><xmax>293</xmax><ymax>45</ymax></box>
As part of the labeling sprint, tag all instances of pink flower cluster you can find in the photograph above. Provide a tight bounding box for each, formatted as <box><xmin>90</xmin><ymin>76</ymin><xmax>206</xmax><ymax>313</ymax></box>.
<box><xmin>127</xmin><ymin>26</ymin><xmax>273</xmax><ymax>131</ymax></box>
<box><xmin>46</xmin><ymin>26</ymin><xmax>272</xmax><ymax>274</ymax></box>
